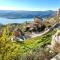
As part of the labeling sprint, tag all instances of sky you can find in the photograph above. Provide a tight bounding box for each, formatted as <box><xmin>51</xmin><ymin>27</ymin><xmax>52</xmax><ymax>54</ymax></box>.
<box><xmin>0</xmin><ymin>0</ymin><xmax>60</xmax><ymax>11</ymax></box>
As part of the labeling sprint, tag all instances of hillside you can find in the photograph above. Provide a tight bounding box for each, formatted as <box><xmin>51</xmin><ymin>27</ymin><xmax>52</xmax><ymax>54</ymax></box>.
<box><xmin>0</xmin><ymin>25</ymin><xmax>57</xmax><ymax>60</ymax></box>
<box><xmin>0</xmin><ymin>14</ymin><xmax>60</xmax><ymax>60</ymax></box>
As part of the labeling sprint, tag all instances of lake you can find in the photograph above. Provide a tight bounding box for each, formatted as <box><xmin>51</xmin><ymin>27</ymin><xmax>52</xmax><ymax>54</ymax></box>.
<box><xmin>0</xmin><ymin>18</ymin><xmax>34</xmax><ymax>25</ymax></box>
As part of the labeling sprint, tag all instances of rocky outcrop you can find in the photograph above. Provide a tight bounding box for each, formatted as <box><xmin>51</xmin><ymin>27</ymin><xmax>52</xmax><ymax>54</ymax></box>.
<box><xmin>47</xmin><ymin>30</ymin><xmax>60</xmax><ymax>53</ymax></box>
<box><xmin>57</xmin><ymin>9</ymin><xmax>60</xmax><ymax>16</ymax></box>
<box><xmin>51</xmin><ymin>53</ymin><xmax>60</xmax><ymax>60</ymax></box>
<box><xmin>25</xmin><ymin>16</ymin><xmax>45</xmax><ymax>32</ymax></box>
<box><xmin>51</xmin><ymin>30</ymin><xmax>60</xmax><ymax>53</ymax></box>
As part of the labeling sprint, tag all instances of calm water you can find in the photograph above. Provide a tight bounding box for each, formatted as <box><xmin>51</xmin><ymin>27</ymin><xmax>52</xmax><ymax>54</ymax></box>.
<box><xmin>0</xmin><ymin>18</ymin><xmax>34</xmax><ymax>24</ymax></box>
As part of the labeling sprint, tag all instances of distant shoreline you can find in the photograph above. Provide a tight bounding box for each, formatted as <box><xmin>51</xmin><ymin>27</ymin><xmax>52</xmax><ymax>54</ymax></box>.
<box><xmin>0</xmin><ymin>17</ymin><xmax>34</xmax><ymax>25</ymax></box>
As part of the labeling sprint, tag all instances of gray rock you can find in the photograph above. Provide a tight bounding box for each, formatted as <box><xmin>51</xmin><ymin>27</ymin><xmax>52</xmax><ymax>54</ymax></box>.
<box><xmin>51</xmin><ymin>53</ymin><xmax>60</xmax><ymax>60</ymax></box>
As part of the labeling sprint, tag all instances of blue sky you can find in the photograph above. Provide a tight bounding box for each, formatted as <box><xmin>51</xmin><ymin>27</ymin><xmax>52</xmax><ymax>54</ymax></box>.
<box><xmin>0</xmin><ymin>0</ymin><xmax>60</xmax><ymax>11</ymax></box>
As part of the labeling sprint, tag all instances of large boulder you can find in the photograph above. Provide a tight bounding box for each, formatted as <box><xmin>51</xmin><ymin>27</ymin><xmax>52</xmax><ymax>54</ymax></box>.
<box><xmin>25</xmin><ymin>16</ymin><xmax>46</xmax><ymax>32</ymax></box>
<box><xmin>34</xmin><ymin>16</ymin><xmax>43</xmax><ymax>26</ymax></box>
<box><xmin>51</xmin><ymin>30</ymin><xmax>60</xmax><ymax>53</ymax></box>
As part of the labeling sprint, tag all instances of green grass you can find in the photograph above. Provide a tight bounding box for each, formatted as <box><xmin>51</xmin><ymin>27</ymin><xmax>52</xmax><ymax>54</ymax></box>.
<box><xmin>18</xmin><ymin>29</ymin><xmax>56</xmax><ymax>55</ymax></box>
<box><xmin>15</xmin><ymin>29</ymin><xmax>57</xmax><ymax>60</ymax></box>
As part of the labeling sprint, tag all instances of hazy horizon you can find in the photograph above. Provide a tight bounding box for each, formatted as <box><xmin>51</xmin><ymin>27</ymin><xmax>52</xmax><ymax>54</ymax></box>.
<box><xmin>0</xmin><ymin>9</ymin><xmax>58</xmax><ymax>11</ymax></box>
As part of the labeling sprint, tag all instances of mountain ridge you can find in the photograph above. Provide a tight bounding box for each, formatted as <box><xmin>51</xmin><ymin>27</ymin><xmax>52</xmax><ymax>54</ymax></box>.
<box><xmin>0</xmin><ymin>10</ymin><xmax>57</xmax><ymax>19</ymax></box>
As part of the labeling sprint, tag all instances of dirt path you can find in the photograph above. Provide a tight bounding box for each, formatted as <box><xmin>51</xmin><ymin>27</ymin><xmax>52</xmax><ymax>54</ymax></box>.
<box><xmin>31</xmin><ymin>29</ymin><xmax>50</xmax><ymax>38</ymax></box>
<box><xmin>31</xmin><ymin>23</ymin><xmax>57</xmax><ymax>38</ymax></box>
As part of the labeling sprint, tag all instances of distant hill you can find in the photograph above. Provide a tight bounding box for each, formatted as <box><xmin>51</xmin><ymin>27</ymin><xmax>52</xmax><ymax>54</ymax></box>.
<box><xmin>0</xmin><ymin>10</ymin><xmax>57</xmax><ymax>19</ymax></box>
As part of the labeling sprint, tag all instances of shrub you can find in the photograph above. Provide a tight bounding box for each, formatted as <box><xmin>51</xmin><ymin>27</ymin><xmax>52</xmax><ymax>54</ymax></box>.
<box><xmin>0</xmin><ymin>28</ymin><xmax>21</xmax><ymax>60</ymax></box>
<box><xmin>20</xmin><ymin>47</ymin><xmax>57</xmax><ymax>60</ymax></box>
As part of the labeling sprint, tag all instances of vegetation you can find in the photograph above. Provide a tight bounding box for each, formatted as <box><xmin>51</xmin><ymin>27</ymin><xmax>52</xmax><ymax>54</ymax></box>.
<box><xmin>0</xmin><ymin>25</ymin><xmax>57</xmax><ymax>60</ymax></box>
